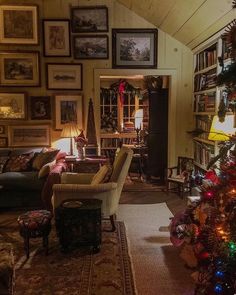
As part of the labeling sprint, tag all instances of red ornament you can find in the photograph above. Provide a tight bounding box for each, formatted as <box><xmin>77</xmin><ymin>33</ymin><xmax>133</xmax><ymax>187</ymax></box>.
<box><xmin>203</xmin><ymin>191</ymin><xmax>214</xmax><ymax>200</ymax></box>
<box><xmin>197</xmin><ymin>251</ymin><xmax>210</xmax><ymax>260</ymax></box>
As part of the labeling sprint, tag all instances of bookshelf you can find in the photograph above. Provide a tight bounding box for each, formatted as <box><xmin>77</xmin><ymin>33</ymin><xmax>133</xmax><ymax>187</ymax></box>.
<box><xmin>193</xmin><ymin>41</ymin><xmax>219</xmax><ymax>171</ymax></box>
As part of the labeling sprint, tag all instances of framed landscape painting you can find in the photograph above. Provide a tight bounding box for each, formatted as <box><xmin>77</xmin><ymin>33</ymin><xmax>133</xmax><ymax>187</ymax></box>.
<box><xmin>0</xmin><ymin>92</ymin><xmax>26</xmax><ymax>119</ymax></box>
<box><xmin>8</xmin><ymin>125</ymin><xmax>50</xmax><ymax>147</ymax></box>
<box><xmin>73</xmin><ymin>35</ymin><xmax>108</xmax><ymax>59</ymax></box>
<box><xmin>0</xmin><ymin>4</ymin><xmax>38</xmax><ymax>44</ymax></box>
<box><xmin>55</xmin><ymin>94</ymin><xmax>83</xmax><ymax>130</ymax></box>
<box><xmin>30</xmin><ymin>96</ymin><xmax>52</xmax><ymax>120</ymax></box>
<box><xmin>71</xmin><ymin>6</ymin><xmax>108</xmax><ymax>33</ymax></box>
<box><xmin>47</xmin><ymin>63</ymin><xmax>82</xmax><ymax>90</ymax></box>
<box><xmin>0</xmin><ymin>51</ymin><xmax>40</xmax><ymax>86</ymax></box>
<box><xmin>112</xmin><ymin>28</ymin><xmax>158</xmax><ymax>69</ymax></box>
<box><xmin>43</xmin><ymin>19</ymin><xmax>71</xmax><ymax>57</ymax></box>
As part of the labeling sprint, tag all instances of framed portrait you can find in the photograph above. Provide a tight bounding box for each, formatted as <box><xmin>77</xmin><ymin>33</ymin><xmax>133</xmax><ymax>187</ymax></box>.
<box><xmin>46</xmin><ymin>63</ymin><xmax>82</xmax><ymax>90</ymax></box>
<box><xmin>8</xmin><ymin>125</ymin><xmax>50</xmax><ymax>147</ymax></box>
<box><xmin>0</xmin><ymin>125</ymin><xmax>5</xmax><ymax>134</ymax></box>
<box><xmin>30</xmin><ymin>96</ymin><xmax>52</xmax><ymax>120</ymax></box>
<box><xmin>0</xmin><ymin>92</ymin><xmax>26</xmax><ymax>119</ymax></box>
<box><xmin>71</xmin><ymin>6</ymin><xmax>108</xmax><ymax>33</ymax></box>
<box><xmin>43</xmin><ymin>19</ymin><xmax>71</xmax><ymax>57</ymax></box>
<box><xmin>0</xmin><ymin>51</ymin><xmax>40</xmax><ymax>87</ymax></box>
<box><xmin>0</xmin><ymin>4</ymin><xmax>38</xmax><ymax>44</ymax></box>
<box><xmin>73</xmin><ymin>35</ymin><xmax>108</xmax><ymax>59</ymax></box>
<box><xmin>0</xmin><ymin>137</ymin><xmax>7</xmax><ymax>147</ymax></box>
<box><xmin>55</xmin><ymin>94</ymin><xmax>83</xmax><ymax>130</ymax></box>
<box><xmin>112</xmin><ymin>28</ymin><xmax>158</xmax><ymax>69</ymax></box>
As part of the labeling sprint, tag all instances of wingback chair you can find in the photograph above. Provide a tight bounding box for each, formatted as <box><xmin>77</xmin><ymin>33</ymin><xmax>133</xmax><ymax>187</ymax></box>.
<box><xmin>52</xmin><ymin>146</ymin><xmax>133</xmax><ymax>231</ymax></box>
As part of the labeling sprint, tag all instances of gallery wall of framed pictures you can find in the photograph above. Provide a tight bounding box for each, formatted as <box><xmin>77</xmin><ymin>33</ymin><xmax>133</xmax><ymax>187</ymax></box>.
<box><xmin>0</xmin><ymin>2</ymin><xmax>158</xmax><ymax>148</ymax></box>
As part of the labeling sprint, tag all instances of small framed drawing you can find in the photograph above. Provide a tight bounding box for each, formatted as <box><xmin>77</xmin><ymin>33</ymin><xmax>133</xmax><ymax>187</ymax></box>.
<box><xmin>30</xmin><ymin>96</ymin><xmax>52</xmax><ymax>120</ymax></box>
<box><xmin>0</xmin><ymin>92</ymin><xmax>26</xmax><ymax>119</ymax></box>
<box><xmin>112</xmin><ymin>28</ymin><xmax>158</xmax><ymax>69</ymax></box>
<box><xmin>43</xmin><ymin>19</ymin><xmax>71</xmax><ymax>57</ymax></box>
<box><xmin>0</xmin><ymin>4</ymin><xmax>38</xmax><ymax>44</ymax></box>
<box><xmin>8</xmin><ymin>125</ymin><xmax>50</xmax><ymax>147</ymax></box>
<box><xmin>0</xmin><ymin>51</ymin><xmax>40</xmax><ymax>86</ymax></box>
<box><xmin>0</xmin><ymin>126</ymin><xmax>5</xmax><ymax>134</ymax></box>
<box><xmin>73</xmin><ymin>35</ymin><xmax>108</xmax><ymax>59</ymax></box>
<box><xmin>46</xmin><ymin>63</ymin><xmax>82</xmax><ymax>90</ymax></box>
<box><xmin>0</xmin><ymin>137</ymin><xmax>7</xmax><ymax>147</ymax></box>
<box><xmin>55</xmin><ymin>94</ymin><xmax>83</xmax><ymax>130</ymax></box>
<box><xmin>71</xmin><ymin>6</ymin><xmax>108</xmax><ymax>33</ymax></box>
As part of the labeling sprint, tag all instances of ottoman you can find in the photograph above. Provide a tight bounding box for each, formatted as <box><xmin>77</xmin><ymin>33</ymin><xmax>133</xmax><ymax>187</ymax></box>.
<box><xmin>17</xmin><ymin>210</ymin><xmax>52</xmax><ymax>259</ymax></box>
<box><xmin>55</xmin><ymin>199</ymin><xmax>102</xmax><ymax>253</ymax></box>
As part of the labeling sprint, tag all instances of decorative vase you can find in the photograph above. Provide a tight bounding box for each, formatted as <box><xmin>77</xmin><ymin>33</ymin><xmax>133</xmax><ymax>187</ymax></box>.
<box><xmin>77</xmin><ymin>145</ymin><xmax>84</xmax><ymax>160</ymax></box>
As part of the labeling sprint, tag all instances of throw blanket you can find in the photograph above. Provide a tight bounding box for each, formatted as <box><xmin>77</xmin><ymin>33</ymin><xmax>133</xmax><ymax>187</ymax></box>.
<box><xmin>41</xmin><ymin>159</ymin><xmax>67</xmax><ymax>211</ymax></box>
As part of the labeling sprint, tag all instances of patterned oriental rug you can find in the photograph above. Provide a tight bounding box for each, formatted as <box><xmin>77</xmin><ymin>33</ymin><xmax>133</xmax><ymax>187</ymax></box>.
<box><xmin>0</xmin><ymin>217</ymin><xmax>136</xmax><ymax>295</ymax></box>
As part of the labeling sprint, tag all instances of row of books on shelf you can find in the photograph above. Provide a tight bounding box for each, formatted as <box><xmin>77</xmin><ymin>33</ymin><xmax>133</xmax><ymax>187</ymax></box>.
<box><xmin>194</xmin><ymin>141</ymin><xmax>215</xmax><ymax>168</ymax></box>
<box><xmin>195</xmin><ymin>47</ymin><xmax>217</xmax><ymax>72</ymax></box>
<box><xmin>194</xmin><ymin>69</ymin><xmax>217</xmax><ymax>92</ymax></box>
<box><xmin>194</xmin><ymin>92</ymin><xmax>216</xmax><ymax>112</ymax></box>
<box><xmin>195</xmin><ymin>116</ymin><xmax>212</xmax><ymax>140</ymax></box>
<box><xmin>101</xmin><ymin>137</ymin><xmax>135</xmax><ymax>148</ymax></box>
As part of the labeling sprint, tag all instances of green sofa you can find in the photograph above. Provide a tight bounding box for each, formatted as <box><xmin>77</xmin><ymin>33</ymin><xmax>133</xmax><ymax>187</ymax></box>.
<box><xmin>0</xmin><ymin>148</ymin><xmax>66</xmax><ymax>209</ymax></box>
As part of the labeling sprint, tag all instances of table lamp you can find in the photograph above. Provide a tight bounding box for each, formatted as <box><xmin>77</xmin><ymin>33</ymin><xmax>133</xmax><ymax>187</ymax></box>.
<box><xmin>134</xmin><ymin>109</ymin><xmax>143</xmax><ymax>145</ymax></box>
<box><xmin>61</xmin><ymin>122</ymin><xmax>81</xmax><ymax>155</ymax></box>
<box><xmin>208</xmin><ymin>115</ymin><xmax>236</xmax><ymax>141</ymax></box>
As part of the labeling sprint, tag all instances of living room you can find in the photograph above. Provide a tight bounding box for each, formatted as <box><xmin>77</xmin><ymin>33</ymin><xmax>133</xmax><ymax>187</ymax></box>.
<box><xmin>0</xmin><ymin>0</ymin><xmax>236</xmax><ymax>294</ymax></box>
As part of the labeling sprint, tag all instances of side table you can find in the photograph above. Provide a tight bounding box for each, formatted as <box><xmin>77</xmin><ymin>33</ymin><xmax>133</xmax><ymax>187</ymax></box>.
<box><xmin>55</xmin><ymin>199</ymin><xmax>102</xmax><ymax>253</ymax></box>
<box><xmin>65</xmin><ymin>156</ymin><xmax>109</xmax><ymax>173</ymax></box>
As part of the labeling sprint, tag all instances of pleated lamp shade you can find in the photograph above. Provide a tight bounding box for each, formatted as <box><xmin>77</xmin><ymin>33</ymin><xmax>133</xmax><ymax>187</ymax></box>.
<box><xmin>61</xmin><ymin>122</ymin><xmax>81</xmax><ymax>155</ymax></box>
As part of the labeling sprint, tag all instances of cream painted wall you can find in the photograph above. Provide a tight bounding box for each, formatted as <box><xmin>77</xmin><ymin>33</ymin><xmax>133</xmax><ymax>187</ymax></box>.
<box><xmin>0</xmin><ymin>0</ymin><xmax>193</xmax><ymax>158</ymax></box>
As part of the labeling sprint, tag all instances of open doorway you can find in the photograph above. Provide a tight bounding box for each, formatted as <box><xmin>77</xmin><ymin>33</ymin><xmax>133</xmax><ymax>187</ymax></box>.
<box><xmin>94</xmin><ymin>68</ymin><xmax>177</xmax><ymax>177</ymax></box>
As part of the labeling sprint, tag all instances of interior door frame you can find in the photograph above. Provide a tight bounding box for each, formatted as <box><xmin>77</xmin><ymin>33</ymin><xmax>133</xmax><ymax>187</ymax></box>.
<box><xmin>94</xmin><ymin>68</ymin><xmax>177</xmax><ymax>167</ymax></box>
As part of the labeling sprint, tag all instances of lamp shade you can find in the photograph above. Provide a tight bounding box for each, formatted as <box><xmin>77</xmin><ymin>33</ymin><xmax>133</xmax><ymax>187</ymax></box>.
<box><xmin>208</xmin><ymin>115</ymin><xmax>236</xmax><ymax>141</ymax></box>
<box><xmin>61</xmin><ymin>122</ymin><xmax>80</xmax><ymax>138</ymax></box>
<box><xmin>134</xmin><ymin>109</ymin><xmax>143</xmax><ymax>129</ymax></box>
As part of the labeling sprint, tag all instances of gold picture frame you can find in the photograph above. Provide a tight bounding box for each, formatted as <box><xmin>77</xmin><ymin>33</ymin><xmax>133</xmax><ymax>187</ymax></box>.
<box><xmin>0</xmin><ymin>4</ymin><xmax>39</xmax><ymax>44</ymax></box>
<box><xmin>8</xmin><ymin>125</ymin><xmax>51</xmax><ymax>147</ymax></box>
<box><xmin>0</xmin><ymin>51</ymin><xmax>40</xmax><ymax>87</ymax></box>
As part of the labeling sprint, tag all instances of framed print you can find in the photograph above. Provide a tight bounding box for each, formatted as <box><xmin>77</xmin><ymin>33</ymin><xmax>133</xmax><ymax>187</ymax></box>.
<box><xmin>73</xmin><ymin>35</ymin><xmax>108</xmax><ymax>59</ymax></box>
<box><xmin>8</xmin><ymin>125</ymin><xmax>50</xmax><ymax>147</ymax></box>
<box><xmin>0</xmin><ymin>51</ymin><xmax>40</xmax><ymax>87</ymax></box>
<box><xmin>47</xmin><ymin>63</ymin><xmax>82</xmax><ymax>90</ymax></box>
<box><xmin>0</xmin><ymin>92</ymin><xmax>26</xmax><ymax>119</ymax></box>
<box><xmin>30</xmin><ymin>96</ymin><xmax>52</xmax><ymax>120</ymax></box>
<box><xmin>0</xmin><ymin>137</ymin><xmax>7</xmax><ymax>147</ymax></box>
<box><xmin>43</xmin><ymin>19</ymin><xmax>71</xmax><ymax>57</ymax></box>
<box><xmin>0</xmin><ymin>125</ymin><xmax>5</xmax><ymax>134</ymax></box>
<box><xmin>71</xmin><ymin>6</ymin><xmax>108</xmax><ymax>33</ymax></box>
<box><xmin>112</xmin><ymin>28</ymin><xmax>158</xmax><ymax>69</ymax></box>
<box><xmin>0</xmin><ymin>5</ymin><xmax>38</xmax><ymax>44</ymax></box>
<box><xmin>55</xmin><ymin>94</ymin><xmax>83</xmax><ymax>130</ymax></box>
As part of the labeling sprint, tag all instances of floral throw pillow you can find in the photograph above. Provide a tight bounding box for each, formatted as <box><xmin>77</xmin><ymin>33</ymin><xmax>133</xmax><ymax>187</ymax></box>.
<box><xmin>4</xmin><ymin>153</ymin><xmax>34</xmax><ymax>172</ymax></box>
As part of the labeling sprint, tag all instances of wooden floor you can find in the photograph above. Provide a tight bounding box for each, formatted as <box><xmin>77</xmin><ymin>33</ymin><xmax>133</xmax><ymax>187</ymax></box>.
<box><xmin>121</xmin><ymin>178</ymin><xmax>188</xmax><ymax>215</ymax></box>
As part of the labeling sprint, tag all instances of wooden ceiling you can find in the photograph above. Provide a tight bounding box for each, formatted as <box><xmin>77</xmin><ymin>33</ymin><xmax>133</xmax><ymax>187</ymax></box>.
<box><xmin>116</xmin><ymin>0</ymin><xmax>235</xmax><ymax>49</ymax></box>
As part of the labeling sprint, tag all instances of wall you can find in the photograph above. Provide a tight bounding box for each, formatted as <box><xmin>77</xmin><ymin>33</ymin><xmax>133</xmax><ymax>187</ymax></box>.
<box><xmin>0</xmin><ymin>0</ymin><xmax>193</xmax><ymax>158</ymax></box>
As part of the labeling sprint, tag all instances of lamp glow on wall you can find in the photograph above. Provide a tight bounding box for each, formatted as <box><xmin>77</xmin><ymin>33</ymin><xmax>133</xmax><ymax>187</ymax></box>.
<box><xmin>208</xmin><ymin>115</ymin><xmax>236</xmax><ymax>141</ymax></box>
<box><xmin>61</xmin><ymin>122</ymin><xmax>80</xmax><ymax>155</ymax></box>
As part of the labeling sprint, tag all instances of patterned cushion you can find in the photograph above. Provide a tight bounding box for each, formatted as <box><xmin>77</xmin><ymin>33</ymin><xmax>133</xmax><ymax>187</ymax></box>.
<box><xmin>4</xmin><ymin>153</ymin><xmax>34</xmax><ymax>172</ymax></box>
<box><xmin>32</xmin><ymin>149</ymin><xmax>59</xmax><ymax>170</ymax></box>
<box><xmin>0</xmin><ymin>156</ymin><xmax>9</xmax><ymax>173</ymax></box>
<box><xmin>91</xmin><ymin>164</ymin><xmax>109</xmax><ymax>185</ymax></box>
<box><xmin>38</xmin><ymin>160</ymin><xmax>56</xmax><ymax>179</ymax></box>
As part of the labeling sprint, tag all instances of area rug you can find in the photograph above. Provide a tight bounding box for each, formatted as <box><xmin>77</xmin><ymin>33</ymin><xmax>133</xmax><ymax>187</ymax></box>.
<box><xmin>117</xmin><ymin>203</ymin><xmax>194</xmax><ymax>295</ymax></box>
<box><xmin>0</xmin><ymin>215</ymin><xmax>136</xmax><ymax>295</ymax></box>
<box><xmin>123</xmin><ymin>178</ymin><xmax>165</xmax><ymax>192</ymax></box>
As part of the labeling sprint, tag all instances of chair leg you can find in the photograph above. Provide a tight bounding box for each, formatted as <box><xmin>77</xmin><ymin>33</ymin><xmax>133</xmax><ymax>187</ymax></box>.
<box><xmin>109</xmin><ymin>215</ymin><xmax>116</xmax><ymax>232</ymax></box>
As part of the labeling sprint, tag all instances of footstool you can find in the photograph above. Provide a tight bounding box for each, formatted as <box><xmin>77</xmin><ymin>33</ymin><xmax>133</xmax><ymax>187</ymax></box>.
<box><xmin>17</xmin><ymin>210</ymin><xmax>52</xmax><ymax>259</ymax></box>
<box><xmin>55</xmin><ymin>199</ymin><xmax>102</xmax><ymax>253</ymax></box>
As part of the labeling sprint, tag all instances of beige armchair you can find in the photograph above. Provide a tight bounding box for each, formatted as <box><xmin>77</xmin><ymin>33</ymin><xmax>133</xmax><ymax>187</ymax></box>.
<box><xmin>52</xmin><ymin>147</ymin><xmax>133</xmax><ymax>231</ymax></box>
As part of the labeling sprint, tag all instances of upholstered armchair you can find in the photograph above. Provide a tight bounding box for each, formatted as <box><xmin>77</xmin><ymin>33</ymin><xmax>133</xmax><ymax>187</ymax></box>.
<box><xmin>52</xmin><ymin>147</ymin><xmax>133</xmax><ymax>231</ymax></box>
